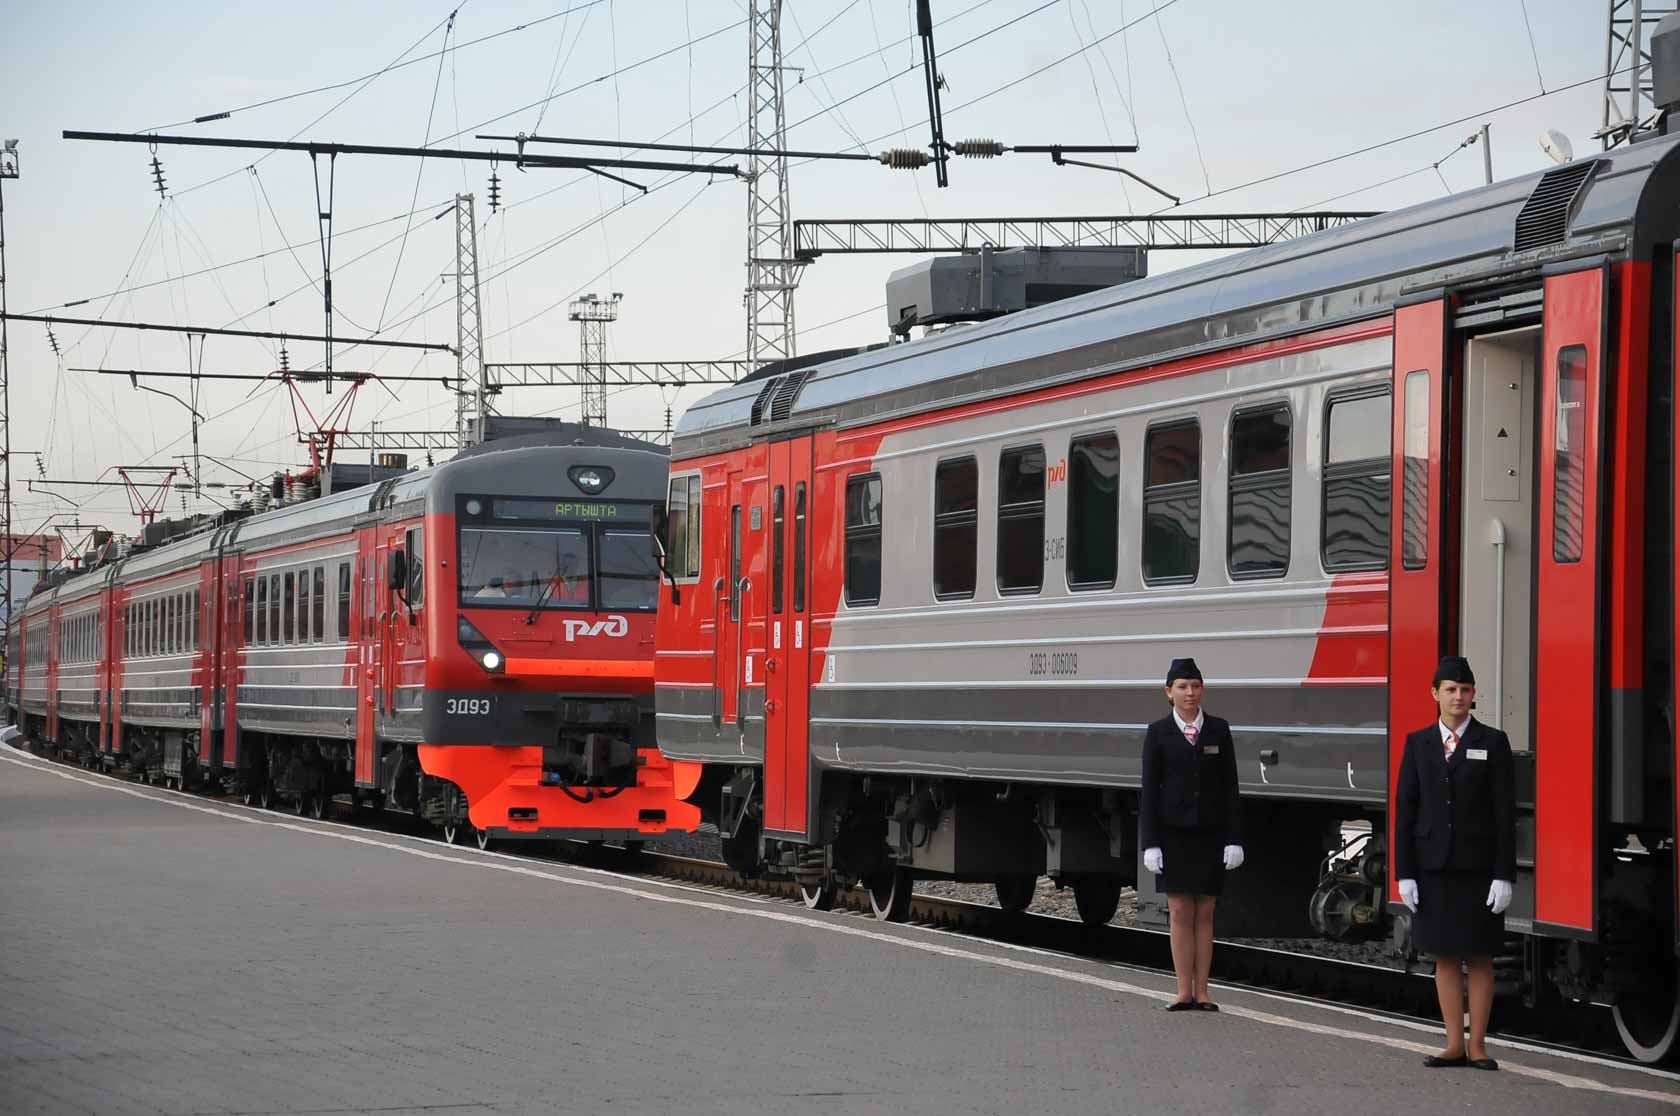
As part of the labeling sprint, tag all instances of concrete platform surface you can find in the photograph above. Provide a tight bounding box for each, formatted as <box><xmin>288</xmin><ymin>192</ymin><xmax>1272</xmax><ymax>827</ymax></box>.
<box><xmin>1</xmin><ymin>745</ymin><xmax>1676</xmax><ymax>1116</ymax></box>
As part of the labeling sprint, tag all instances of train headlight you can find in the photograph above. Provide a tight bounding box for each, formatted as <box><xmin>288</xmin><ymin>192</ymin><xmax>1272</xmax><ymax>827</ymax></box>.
<box><xmin>568</xmin><ymin>465</ymin><xmax>614</xmax><ymax>495</ymax></box>
<box><xmin>457</xmin><ymin>615</ymin><xmax>506</xmax><ymax>674</ymax></box>
<box><xmin>480</xmin><ymin>649</ymin><xmax>503</xmax><ymax>673</ymax></box>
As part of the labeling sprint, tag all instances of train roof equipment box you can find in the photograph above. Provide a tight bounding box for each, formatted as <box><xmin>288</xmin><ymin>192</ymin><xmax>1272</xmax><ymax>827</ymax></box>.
<box><xmin>885</xmin><ymin>245</ymin><xmax>1147</xmax><ymax>336</ymax></box>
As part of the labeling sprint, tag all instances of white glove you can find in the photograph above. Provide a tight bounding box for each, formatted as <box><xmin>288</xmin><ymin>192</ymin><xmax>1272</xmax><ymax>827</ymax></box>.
<box><xmin>1222</xmin><ymin>845</ymin><xmax>1244</xmax><ymax>870</ymax></box>
<box><xmin>1143</xmin><ymin>847</ymin><xmax>1163</xmax><ymax>875</ymax></box>
<box><xmin>1487</xmin><ymin>879</ymin><xmax>1513</xmax><ymax>915</ymax></box>
<box><xmin>1399</xmin><ymin>878</ymin><xmax>1419</xmax><ymax>912</ymax></box>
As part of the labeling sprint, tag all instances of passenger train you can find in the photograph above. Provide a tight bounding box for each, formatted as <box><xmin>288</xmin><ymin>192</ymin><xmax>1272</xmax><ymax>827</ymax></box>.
<box><xmin>7</xmin><ymin>430</ymin><xmax>699</xmax><ymax>846</ymax></box>
<box><xmin>656</xmin><ymin>131</ymin><xmax>1680</xmax><ymax>1060</ymax></box>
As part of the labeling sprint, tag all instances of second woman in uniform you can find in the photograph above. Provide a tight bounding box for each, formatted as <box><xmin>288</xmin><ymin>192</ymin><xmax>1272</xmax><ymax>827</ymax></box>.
<box><xmin>1140</xmin><ymin>657</ymin><xmax>1244</xmax><ymax>1010</ymax></box>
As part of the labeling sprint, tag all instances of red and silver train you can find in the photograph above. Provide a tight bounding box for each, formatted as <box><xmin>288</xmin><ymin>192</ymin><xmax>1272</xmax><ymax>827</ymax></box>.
<box><xmin>7</xmin><ymin>431</ymin><xmax>699</xmax><ymax>846</ymax></box>
<box><xmin>657</xmin><ymin>132</ymin><xmax>1680</xmax><ymax>1058</ymax></box>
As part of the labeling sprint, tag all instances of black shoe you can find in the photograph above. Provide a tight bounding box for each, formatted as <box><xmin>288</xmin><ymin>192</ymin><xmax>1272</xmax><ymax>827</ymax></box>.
<box><xmin>1467</xmin><ymin>1058</ymin><xmax>1499</xmax><ymax>1071</ymax></box>
<box><xmin>1165</xmin><ymin>999</ymin><xmax>1196</xmax><ymax>1012</ymax></box>
<box><xmin>1422</xmin><ymin>1054</ymin><xmax>1468</xmax><ymax>1068</ymax></box>
<box><xmin>1195</xmin><ymin>1000</ymin><xmax>1220</xmax><ymax>1012</ymax></box>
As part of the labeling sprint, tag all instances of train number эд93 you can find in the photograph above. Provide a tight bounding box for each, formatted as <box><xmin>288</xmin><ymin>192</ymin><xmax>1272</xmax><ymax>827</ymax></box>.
<box><xmin>444</xmin><ymin>698</ymin><xmax>494</xmax><ymax>716</ymax></box>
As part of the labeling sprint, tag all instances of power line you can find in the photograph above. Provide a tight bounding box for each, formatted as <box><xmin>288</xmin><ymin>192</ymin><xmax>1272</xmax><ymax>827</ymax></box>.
<box><xmin>2</xmin><ymin>313</ymin><xmax>452</xmax><ymax>354</ymax></box>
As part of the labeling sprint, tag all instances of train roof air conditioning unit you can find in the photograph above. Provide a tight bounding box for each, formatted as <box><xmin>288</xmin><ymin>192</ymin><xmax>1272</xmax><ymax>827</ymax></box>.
<box><xmin>885</xmin><ymin>245</ymin><xmax>1146</xmax><ymax>337</ymax></box>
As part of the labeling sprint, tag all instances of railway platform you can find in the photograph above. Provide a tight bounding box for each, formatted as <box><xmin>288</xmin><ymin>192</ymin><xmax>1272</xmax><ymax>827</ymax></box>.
<box><xmin>1</xmin><ymin>743</ymin><xmax>1675</xmax><ymax>1116</ymax></box>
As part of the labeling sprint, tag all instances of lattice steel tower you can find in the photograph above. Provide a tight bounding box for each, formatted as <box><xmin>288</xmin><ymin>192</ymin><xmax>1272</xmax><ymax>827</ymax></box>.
<box><xmin>745</xmin><ymin>0</ymin><xmax>800</xmax><ymax>370</ymax></box>
<box><xmin>569</xmin><ymin>293</ymin><xmax>622</xmax><ymax>428</ymax></box>
<box><xmin>0</xmin><ymin>140</ymin><xmax>18</xmax><ymax>647</ymax></box>
<box><xmin>453</xmin><ymin>193</ymin><xmax>492</xmax><ymax>447</ymax></box>
<box><xmin>1602</xmin><ymin>1</ymin><xmax>1680</xmax><ymax>148</ymax></box>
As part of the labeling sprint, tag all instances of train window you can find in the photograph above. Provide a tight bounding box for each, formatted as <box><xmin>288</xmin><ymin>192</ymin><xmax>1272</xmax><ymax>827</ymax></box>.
<box><xmin>1142</xmin><ymin>420</ymin><xmax>1201</xmax><ymax>585</ymax></box>
<box><xmin>243</xmin><ymin>579</ymin><xmax>255</xmax><ymax>645</ymax></box>
<box><xmin>337</xmin><ymin>563</ymin><xmax>351</xmax><ymax>641</ymax></box>
<box><xmin>997</xmin><ymin>446</ymin><xmax>1046</xmax><ymax>595</ymax></box>
<box><xmin>1401</xmin><ymin>372</ymin><xmax>1430</xmax><ymax>569</ymax></box>
<box><xmin>283</xmin><ymin>572</ymin><xmax>296</xmax><ymax>643</ymax></box>
<box><xmin>729</xmin><ymin>506</ymin><xmax>743</xmax><ymax>621</ymax></box>
<box><xmin>1553</xmin><ymin>346</ymin><xmax>1587</xmax><ymax>563</ymax></box>
<box><xmin>793</xmin><ymin>483</ymin><xmax>807</xmax><ymax>612</ymax></box>
<box><xmin>256</xmin><ymin>577</ymin><xmax>269</xmax><ymax>644</ymax></box>
<box><xmin>406</xmin><ymin>528</ymin><xmax>425</xmax><ymax>608</ymax></box>
<box><xmin>664</xmin><ymin>475</ymin><xmax>703</xmax><ymax>580</ymax></box>
<box><xmin>1067</xmin><ymin>434</ymin><xmax>1120</xmax><ymax>591</ymax></box>
<box><xmin>600</xmin><ymin>530</ymin><xmax>660</xmax><ymax>611</ymax></box>
<box><xmin>844</xmin><ymin>474</ymin><xmax>882</xmax><ymax>607</ymax></box>
<box><xmin>312</xmin><ymin>567</ymin><xmax>326</xmax><ymax>642</ymax></box>
<box><xmin>933</xmin><ymin>457</ymin><xmax>978</xmax><ymax>600</ymax></box>
<box><xmin>1323</xmin><ymin>389</ymin><xmax>1392</xmax><ymax>572</ymax></box>
<box><xmin>1229</xmin><ymin>406</ymin><xmax>1292</xmax><ymax>579</ymax></box>
<box><xmin>299</xmin><ymin>573</ymin><xmax>311</xmax><ymax>643</ymax></box>
<box><xmin>269</xmin><ymin>574</ymin><xmax>281</xmax><ymax>645</ymax></box>
<box><xmin>192</xmin><ymin>589</ymin><xmax>200</xmax><ymax>650</ymax></box>
<box><xmin>772</xmin><ymin>486</ymin><xmax>785</xmax><ymax>615</ymax></box>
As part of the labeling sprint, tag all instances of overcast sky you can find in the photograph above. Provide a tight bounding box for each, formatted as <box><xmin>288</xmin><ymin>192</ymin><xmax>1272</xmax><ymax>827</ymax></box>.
<box><xmin>2</xmin><ymin>0</ymin><xmax>1610</xmax><ymax>535</ymax></box>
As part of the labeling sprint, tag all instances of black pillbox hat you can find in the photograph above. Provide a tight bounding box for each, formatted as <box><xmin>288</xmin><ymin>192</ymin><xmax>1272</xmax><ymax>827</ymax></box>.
<box><xmin>1433</xmin><ymin>655</ymin><xmax>1476</xmax><ymax>686</ymax></box>
<box><xmin>1166</xmin><ymin>657</ymin><xmax>1203</xmax><ymax>686</ymax></box>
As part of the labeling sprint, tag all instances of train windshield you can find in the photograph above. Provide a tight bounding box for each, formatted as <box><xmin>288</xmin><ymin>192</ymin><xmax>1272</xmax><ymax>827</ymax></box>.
<box><xmin>456</xmin><ymin>495</ymin><xmax>658</xmax><ymax>613</ymax></box>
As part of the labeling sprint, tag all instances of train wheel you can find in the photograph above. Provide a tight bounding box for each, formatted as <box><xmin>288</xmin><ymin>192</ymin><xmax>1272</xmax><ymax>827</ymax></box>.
<box><xmin>258</xmin><ymin>784</ymin><xmax>274</xmax><ymax>810</ymax></box>
<box><xmin>866</xmin><ymin>868</ymin><xmax>913</xmax><ymax>923</ymax></box>
<box><xmin>291</xmin><ymin>793</ymin><xmax>308</xmax><ymax>817</ymax></box>
<box><xmin>441</xmin><ymin>822</ymin><xmax>467</xmax><ymax>846</ymax></box>
<box><xmin>308</xmin><ymin>791</ymin><xmax>330</xmax><ymax>820</ymax></box>
<box><xmin>1613</xmin><ymin>964</ymin><xmax>1680</xmax><ymax>1063</ymax></box>
<box><xmin>474</xmin><ymin>827</ymin><xmax>493</xmax><ymax>851</ymax></box>
<box><xmin>994</xmin><ymin>875</ymin><xmax>1037</xmax><ymax>915</ymax></box>
<box><xmin>800</xmin><ymin>879</ymin><xmax>837</xmax><ymax>911</ymax></box>
<box><xmin>1073</xmin><ymin>877</ymin><xmax>1122</xmax><ymax>927</ymax></box>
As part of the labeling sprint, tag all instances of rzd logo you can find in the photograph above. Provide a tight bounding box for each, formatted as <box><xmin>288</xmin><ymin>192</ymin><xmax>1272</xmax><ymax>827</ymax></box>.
<box><xmin>563</xmin><ymin>614</ymin><xmax>629</xmax><ymax>642</ymax></box>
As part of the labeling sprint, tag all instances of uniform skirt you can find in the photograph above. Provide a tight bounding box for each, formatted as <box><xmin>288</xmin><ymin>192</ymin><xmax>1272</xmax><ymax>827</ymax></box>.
<box><xmin>1156</xmin><ymin>825</ymin><xmax>1224</xmax><ymax>897</ymax></box>
<box><xmin>1413</xmin><ymin>869</ymin><xmax>1504</xmax><ymax>957</ymax></box>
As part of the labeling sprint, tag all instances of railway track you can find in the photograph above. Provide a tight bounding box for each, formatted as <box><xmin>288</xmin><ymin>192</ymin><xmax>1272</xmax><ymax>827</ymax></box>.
<box><xmin>11</xmin><ymin>737</ymin><xmax>1677</xmax><ymax>1078</ymax></box>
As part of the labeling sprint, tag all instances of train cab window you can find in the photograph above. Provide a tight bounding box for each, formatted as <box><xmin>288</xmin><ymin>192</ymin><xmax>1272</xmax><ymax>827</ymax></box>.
<box><xmin>997</xmin><ymin>446</ymin><xmax>1046</xmax><ymax>595</ymax></box>
<box><xmin>844</xmin><ymin>474</ymin><xmax>882</xmax><ymax>607</ymax></box>
<box><xmin>1067</xmin><ymin>434</ymin><xmax>1120</xmax><ymax>590</ymax></box>
<box><xmin>1229</xmin><ymin>406</ymin><xmax>1292</xmax><ymax>579</ymax></box>
<box><xmin>1401</xmin><ymin>372</ymin><xmax>1430</xmax><ymax>569</ymax></box>
<box><xmin>405</xmin><ymin>528</ymin><xmax>425</xmax><ymax>608</ymax></box>
<box><xmin>1142</xmin><ymin>421</ymin><xmax>1202</xmax><ymax>585</ymax></box>
<box><xmin>772</xmin><ymin>486</ymin><xmax>786</xmax><ymax>614</ymax></box>
<box><xmin>1323</xmin><ymin>389</ymin><xmax>1392</xmax><ymax>571</ymax></box>
<box><xmin>664</xmin><ymin>475</ymin><xmax>702</xmax><ymax>580</ymax></box>
<box><xmin>1553</xmin><ymin>346</ymin><xmax>1588</xmax><ymax>563</ymax></box>
<box><xmin>283</xmin><ymin>573</ymin><xmax>296</xmax><ymax>643</ymax></box>
<box><xmin>256</xmin><ymin>578</ymin><xmax>269</xmax><ymax>644</ymax></box>
<box><xmin>269</xmin><ymin>574</ymin><xmax>281</xmax><ymax>645</ymax></box>
<box><xmin>337</xmin><ymin>563</ymin><xmax>351</xmax><ymax>641</ymax></box>
<box><xmin>793</xmin><ymin>483</ymin><xmax>808</xmax><ymax>613</ymax></box>
<box><xmin>933</xmin><ymin>457</ymin><xmax>978</xmax><ymax>600</ymax></box>
<box><xmin>600</xmin><ymin>529</ymin><xmax>660</xmax><ymax>611</ymax></box>
<box><xmin>244</xmin><ymin>579</ymin><xmax>255</xmax><ymax>645</ymax></box>
<box><xmin>312</xmin><ymin>568</ymin><xmax>326</xmax><ymax>642</ymax></box>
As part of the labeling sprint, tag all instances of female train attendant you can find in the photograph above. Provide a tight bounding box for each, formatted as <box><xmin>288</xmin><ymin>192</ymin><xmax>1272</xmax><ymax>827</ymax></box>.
<box><xmin>1394</xmin><ymin>656</ymin><xmax>1516</xmax><ymax>1071</ymax></box>
<box><xmin>1140</xmin><ymin>658</ymin><xmax>1244</xmax><ymax>1011</ymax></box>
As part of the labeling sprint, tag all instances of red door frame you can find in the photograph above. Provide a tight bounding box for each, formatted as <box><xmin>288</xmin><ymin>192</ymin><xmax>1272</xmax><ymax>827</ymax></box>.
<box><xmin>1387</xmin><ymin>298</ymin><xmax>1450</xmax><ymax>907</ymax></box>
<box><xmin>714</xmin><ymin>468</ymin><xmax>746</xmax><ymax>729</ymax></box>
<box><xmin>1533</xmin><ymin>265</ymin><xmax>1608</xmax><ymax>939</ymax></box>
<box><xmin>354</xmin><ymin>530</ymin><xmax>378</xmax><ymax>786</ymax></box>
<box><xmin>764</xmin><ymin>438</ymin><xmax>815</xmax><ymax>838</ymax></box>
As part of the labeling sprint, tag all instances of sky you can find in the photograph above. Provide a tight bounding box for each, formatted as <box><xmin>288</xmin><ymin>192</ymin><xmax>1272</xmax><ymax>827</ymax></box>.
<box><xmin>0</xmin><ymin>0</ymin><xmax>1615</xmax><ymax>539</ymax></box>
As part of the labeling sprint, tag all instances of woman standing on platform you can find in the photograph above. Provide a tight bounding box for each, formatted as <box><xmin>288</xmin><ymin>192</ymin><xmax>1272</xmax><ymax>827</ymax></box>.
<box><xmin>1140</xmin><ymin>658</ymin><xmax>1244</xmax><ymax>1011</ymax></box>
<box><xmin>1394</xmin><ymin>656</ymin><xmax>1516</xmax><ymax>1071</ymax></box>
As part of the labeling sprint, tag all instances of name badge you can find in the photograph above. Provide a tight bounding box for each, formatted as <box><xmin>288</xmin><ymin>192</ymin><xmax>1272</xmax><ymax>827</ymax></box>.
<box><xmin>1465</xmin><ymin>748</ymin><xmax>1488</xmax><ymax>761</ymax></box>
<box><xmin>1202</xmin><ymin>745</ymin><xmax>1220</xmax><ymax>755</ymax></box>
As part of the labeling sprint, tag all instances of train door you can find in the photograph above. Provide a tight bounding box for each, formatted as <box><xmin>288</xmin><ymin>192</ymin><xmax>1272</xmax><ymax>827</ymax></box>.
<box><xmin>375</xmin><ymin>532</ymin><xmax>398</xmax><ymax>731</ymax></box>
<box><xmin>217</xmin><ymin>554</ymin><xmax>242</xmax><ymax>773</ymax></box>
<box><xmin>98</xmin><ymin>586</ymin><xmax>113</xmax><ymax>755</ymax></box>
<box><xmin>354</xmin><ymin>530</ymin><xmax>378</xmax><ymax>785</ymax></box>
<box><xmin>764</xmin><ymin>437</ymin><xmax>815</xmax><ymax>838</ymax></box>
<box><xmin>713</xmin><ymin>468</ymin><xmax>746</xmax><ymax>732</ymax></box>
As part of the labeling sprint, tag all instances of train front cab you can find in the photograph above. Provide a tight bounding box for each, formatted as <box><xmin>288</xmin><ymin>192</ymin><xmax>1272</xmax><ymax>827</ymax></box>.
<box><xmin>1386</xmin><ymin>239</ymin><xmax>1679</xmax><ymax>1059</ymax></box>
<box><xmin>409</xmin><ymin>447</ymin><xmax>700</xmax><ymax>845</ymax></box>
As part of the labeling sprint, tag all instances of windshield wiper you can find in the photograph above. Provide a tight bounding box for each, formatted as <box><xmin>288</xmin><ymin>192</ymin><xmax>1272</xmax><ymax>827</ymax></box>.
<box><xmin>524</xmin><ymin>541</ymin><xmax>573</xmax><ymax>625</ymax></box>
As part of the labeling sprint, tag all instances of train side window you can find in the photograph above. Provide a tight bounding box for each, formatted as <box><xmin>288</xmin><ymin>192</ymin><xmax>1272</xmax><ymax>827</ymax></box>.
<box><xmin>665</xmin><ymin>475</ymin><xmax>702</xmax><ymax>580</ymax></box>
<box><xmin>1067</xmin><ymin>433</ymin><xmax>1119</xmax><ymax>590</ymax></box>
<box><xmin>997</xmin><ymin>446</ymin><xmax>1046</xmax><ymax>595</ymax></box>
<box><xmin>1553</xmin><ymin>346</ymin><xmax>1588</xmax><ymax>563</ymax></box>
<box><xmin>729</xmin><ymin>506</ymin><xmax>743</xmax><ymax>621</ymax></box>
<box><xmin>1229</xmin><ymin>406</ymin><xmax>1292</xmax><ymax>579</ymax></box>
<box><xmin>244</xmin><ymin>579</ymin><xmax>255</xmax><ymax>645</ymax></box>
<box><xmin>283</xmin><ymin>572</ymin><xmax>296</xmax><ymax>643</ymax></box>
<box><xmin>1401</xmin><ymin>372</ymin><xmax>1430</xmax><ymax>569</ymax></box>
<box><xmin>192</xmin><ymin>589</ymin><xmax>200</xmax><ymax>650</ymax></box>
<box><xmin>256</xmin><ymin>577</ymin><xmax>269</xmax><ymax>645</ymax></box>
<box><xmin>406</xmin><ymin>527</ymin><xmax>425</xmax><ymax>608</ymax></box>
<box><xmin>312</xmin><ymin>567</ymin><xmax>326</xmax><ymax>642</ymax></box>
<box><xmin>338</xmin><ymin>563</ymin><xmax>351</xmax><ymax>641</ymax></box>
<box><xmin>1142</xmin><ymin>420</ymin><xmax>1201</xmax><ymax>585</ymax></box>
<box><xmin>933</xmin><ymin>456</ymin><xmax>978</xmax><ymax>600</ymax></box>
<box><xmin>772</xmin><ymin>486</ymin><xmax>786</xmax><ymax>615</ymax></box>
<box><xmin>269</xmin><ymin>574</ymin><xmax>281</xmax><ymax>645</ymax></box>
<box><xmin>844</xmin><ymin>474</ymin><xmax>882</xmax><ymax>607</ymax></box>
<box><xmin>298</xmin><ymin>572</ymin><xmax>311</xmax><ymax>643</ymax></box>
<box><xmin>793</xmin><ymin>482</ymin><xmax>807</xmax><ymax>612</ymax></box>
<box><xmin>1323</xmin><ymin>388</ymin><xmax>1393</xmax><ymax>571</ymax></box>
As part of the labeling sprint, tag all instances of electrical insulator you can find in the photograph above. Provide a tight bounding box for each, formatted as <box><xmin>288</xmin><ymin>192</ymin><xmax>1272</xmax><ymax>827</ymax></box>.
<box><xmin>952</xmin><ymin>139</ymin><xmax>1004</xmax><ymax>158</ymax></box>
<box><xmin>488</xmin><ymin>168</ymin><xmax>502</xmax><ymax>213</ymax></box>
<box><xmin>149</xmin><ymin>154</ymin><xmax>168</xmax><ymax>198</ymax></box>
<box><xmin>878</xmin><ymin>148</ymin><xmax>931</xmax><ymax>170</ymax></box>
<box><xmin>279</xmin><ymin>344</ymin><xmax>290</xmax><ymax>374</ymax></box>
